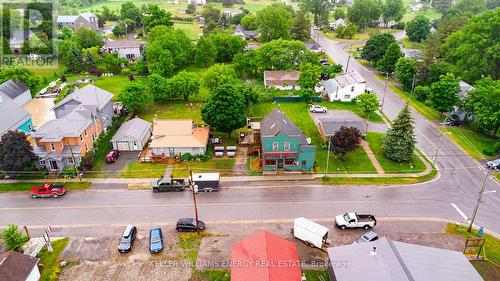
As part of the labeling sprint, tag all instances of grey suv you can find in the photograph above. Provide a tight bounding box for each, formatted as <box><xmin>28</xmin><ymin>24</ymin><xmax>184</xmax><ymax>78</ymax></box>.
<box><xmin>118</xmin><ymin>224</ymin><xmax>137</xmax><ymax>253</ymax></box>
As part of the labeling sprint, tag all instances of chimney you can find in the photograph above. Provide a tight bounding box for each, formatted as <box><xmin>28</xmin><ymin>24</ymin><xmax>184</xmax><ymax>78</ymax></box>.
<box><xmin>371</xmin><ymin>246</ymin><xmax>377</xmax><ymax>256</ymax></box>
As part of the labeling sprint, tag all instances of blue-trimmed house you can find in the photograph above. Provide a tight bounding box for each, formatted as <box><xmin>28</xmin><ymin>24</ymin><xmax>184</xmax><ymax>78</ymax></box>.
<box><xmin>0</xmin><ymin>93</ymin><xmax>33</xmax><ymax>139</ymax></box>
<box><xmin>260</xmin><ymin>109</ymin><xmax>315</xmax><ymax>172</ymax></box>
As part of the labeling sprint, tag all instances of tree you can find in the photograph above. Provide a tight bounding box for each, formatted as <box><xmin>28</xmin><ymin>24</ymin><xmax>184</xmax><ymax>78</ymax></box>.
<box><xmin>201</xmin><ymin>4</ymin><xmax>221</xmax><ymax>25</ymax></box>
<box><xmin>432</xmin><ymin>0</ymin><xmax>453</xmax><ymax>13</ymax></box>
<box><xmin>382</xmin><ymin>0</ymin><xmax>405</xmax><ymax>27</ymax></box>
<box><xmin>142</xmin><ymin>4</ymin><xmax>173</xmax><ymax>32</ymax></box>
<box><xmin>74</xmin><ymin>27</ymin><xmax>103</xmax><ymax>49</ymax></box>
<box><xmin>357</xmin><ymin>93</ymin><xmax>380</xmax><ymax>132</ymax></box>
<box><xmin>66</xmin><ymin>44</ymin><xmax>84</xmax><ymax>74</ymax></box>
<box><xmin>362</xmin><ymin>32</ymin><xmax>396</xmax><ymax>63</ymax></box>
<box><xmin>236</xmin><ymin>82</ymin><xmax>260</xmax><ymax>106</ymax></box>
<box><xmin>207</xmin><ymin>31</ymin><xmax>246</xmax><ymax>63</ymax></box>
<box><xmin>241</xmin><ymin>14</ymin><xmax>258</xmax><ymax>30</ymax></box>
<box><xmin>406</xmin><ymin>15</ymin><xmax>431</xmax><ymax>42</ymax></box>
<box><xmin>463</xmin><ymin>77</ymin><xmax>500</xmax><ymax>136</ymax></box>
<box><xmin>321</xmin><ymin>63</ymin><xmax>343</xmax><ymax>79</ymax></box>
<box><xmin>195</xmin><ymin>36</ymin><xmax>217</xmax><ymax>66</ymax></box>
<box><xmin>257</xmin><ymin>40</ymin><xmax>318</xmax><ymax>71</ymax></box>
<box><xmin>146</xmin><ymin>29</ymin><xmax>193</xmax><ymax>76</ymax></box>
<box><xmin>298</xmin><ymin>63</ymin><xmax>321</xmax><ymax>90</ymax></box>
<box><xmin>330</xmin><ymin>126</ymin><xmax>362</xmax><ymax>158</ymax></box>
<box><xmin>145</xmin><ymin>74</ymin><xmax>171</xmax><ymax>102</ymax></box>
<box><xmin>1</xmin><ymin>225</ymin><xmax>28</xmax><ymax>252</ymax></box>
<box><xmin>336</xmin><ymin>22</ymin><xmax>358</xmax><ymax>39</ymax></box>
<box><xmin>334</xmin><ymin>8</ymin><xmax>346</xmax><ymax>20</ymax></box>
<box><xmin>186</xmin><ymin>4</ymin><xmax>196</xmax><ymax>14</ymax></box>
<box><xmin>382</xmin><ymin>104</ymin><xmax>416</xmax><ymax>162</ymax></box>
<box><xmin>256</xmin><ymin>3</ymin><xmax>293</xmax><ymax>42</ymax></box>
<box><xmin>291</xmin><ymin>11</ymin><xmax>311</xmax><ymax>40</ymax></box>
<box><xmin>101</xmin><ymin>5</ymin><xmax>119</xmax><ymax>21</ymax></box>
<box><xmin>83</xmin><ymin>49</ymin><xmax>96</xmax><ymax>71</ymax></box>
<box><xmin>0</xmin><ymin>131</ymin><xmax>36</xmax><ymax>176</ymax></box>
<box><xmin>377</xmin><ymin>42</ymin><xmax>403</xmax><ymax>73</ymax></box>
<box><xmin>169</xmin><ymin>71</ymin><xmax>200</xmax><ymax>101</ymax></box>
<box><xmin>413</xmin><ymin>85</ymin><xmax>431</xmax><ymax>102</ymax></box>
<box><xmin>218</xmin><ymin>14</ymin><xmax>230</xmax><ymax>29</ymax></box>
<box><xmin>427</xmin><ymin>73</ymin><xmax>460</xmax><ymax>112</ymax></box>
<box><xmin>202</xmin><ymin>64</ymin><xmax>238</xmax><ymax>90</ymax></box>
<box><xmin>1</xmin><ymin>37</ymin><xmax>13</xmax><ymax>55</ymax></box>
<box><xmin>348</xmin><ymin>0</ymin><xmax>383</xmax><ymax>30</ymax></box>
<box><xmin>117</xmin><ymin>82</ymin><xmax>153</xmax><ymax>113</ymax></box>
<box><xmin>147</xmin><ymin>25</ymin><xmax>171</xmax><ymax>41</ymax></box>
<box><xmin>0</xmin><ymin>68</ymin><xmax>42</xmax><ymax>94</ymax></box>
<box><xmin>120</xmin><ymin>1</ymin><xmax>142</xmax><ymax>26</ymax></box>
<box><xmin>301</xmin><ymin>0</ymin><xmax>333</xmax><ymax>27</ymax></box>
<box><xmin>442</xmin><ymin>8</ymin><xmax>499</xmax><ymax>82</ymax></box>
<box><xmin>97</xmin><ymin>53</ymin><xmax>127</xmax><ymax>74</ymax></box>
<box><xmin>395</xmin><ymin>57</ymin><xmax>416</xmax><ymax>89</ymax></box>
<box><xmin>201</xmin><ymin>84</ymin><xmax>247</xmax><ymax>137</ymax></box>
<box><xmin>112</xmin><ymin>23</ymin><xmax>126</xmax><ymax>37</ymax></box>
<box><xmin>233</xmin><ymin>50</ymin><xmax>259</xmax><ymax>79</ymax></box>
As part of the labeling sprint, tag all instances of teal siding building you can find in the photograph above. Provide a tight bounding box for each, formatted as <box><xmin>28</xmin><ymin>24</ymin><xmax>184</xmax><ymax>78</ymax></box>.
<box><xmin>260</xmin><ymin>109</ymin><xmax>315</xmax><ymax>172</ymax></box>
<box><xmin>0</xmin><ymin>92</ymin><xmax>33</xmax><ymax>138</ymax></box>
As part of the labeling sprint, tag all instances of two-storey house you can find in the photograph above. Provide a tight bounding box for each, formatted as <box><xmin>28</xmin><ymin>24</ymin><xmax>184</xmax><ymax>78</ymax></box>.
<box><xmin>260</xmin><ymin>109</ymin><xmax>315</xmax><ymax>172</ymax></box>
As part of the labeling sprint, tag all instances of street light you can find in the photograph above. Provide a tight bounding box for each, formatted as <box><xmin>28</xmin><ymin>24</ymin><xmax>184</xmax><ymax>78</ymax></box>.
<box><xmin>467</xmin><ymin>169</ymin><xmax>493</xmax><ymax>233</ymax></box>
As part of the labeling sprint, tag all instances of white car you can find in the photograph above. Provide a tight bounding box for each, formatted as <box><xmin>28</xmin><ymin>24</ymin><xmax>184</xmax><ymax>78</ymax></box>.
<box><xmin>485</xmin><ymin>159</ymin><xmax>500</xmax><ymax>170</ymax></box>
<box><xmin>309</xmin><ymin>105</ymin><xmax>327</xmax><ymax>113</ymax></box>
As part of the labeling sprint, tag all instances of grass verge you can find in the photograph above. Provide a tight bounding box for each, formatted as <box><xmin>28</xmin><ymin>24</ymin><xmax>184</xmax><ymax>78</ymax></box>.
<box><xmin>440</xmin><ymin>127</ymin><xmax>498</xmax><ymax>159</ymax></box>
<box><xmin>0</xmin><ymin>182</ymin><xmax>90</xmax><ymax>192</ymax></box>
<box><xmin>388</xmin><ymin>85</ymin><xmax>444</xmax><ymax>123</ymax></box>
<box><xmin>178</xmin><ymin>233</ymin><xmax>202</xmax><ymax>266</ymax></box>
<box><xmin>321</xmin><ymin>168</ymin><xmax>437</xmax><ymax>185</ymax></box>
<box><xmin>303</xmin><ymin>269</ymin><xmax>330</xmax><ymax>281</ymax></box>
<box><xmin>191</xmin><ymin>269</ymin><xmax>230</xmax><ymax>281</ymax></box>
<box><xmin>37</xmin><ymin>238</ymin><xmax>69</xmax><ymax>281</ymax></box>
<box><xmin>446</xmin><ymin>224</ymin><xmax>500</xmax><ymax>266</ymax></box>
<box><xmin>119</xmin><ymin>162</ymin><xmax>167</xmax><ymax>178</ymax></box>
<box><xmin>172</xmin><ymin>159</ymin><xmax>236</xmax><ymax>178</ymax></box>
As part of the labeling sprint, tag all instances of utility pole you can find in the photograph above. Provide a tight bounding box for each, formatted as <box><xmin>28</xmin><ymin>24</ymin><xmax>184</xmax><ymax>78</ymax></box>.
<box><xmin>325</xmin><ymin>138</ymin><xmax>331</xmax><ymax>177</ymax></box>
<box><xmin>345</xmin><ymin>44</ymin><xmax>353</xmax><ymax>73</ymax></box>
<box><xmin>380</xmin><ymin>72</ymin><xmax>388</xmax><ymax>111</ymax></box>
<box><xmin>68</xmin><ymin>144</ymin><xmax>82</xmax><ymax>182</ymax></box>
<box><xmin>410</xmin><ymin>72</ymin><xmax>417</xmax><ymax>99</ymax></box>
<box><xmin>189</xmin><ymin>169</ymin><xmax>200</xmax><ymax>235</ymax></box>
<box><xmin>467</xmin><ymin>169</ymin><xmax>492</xmax><ymax>233</ymax></box>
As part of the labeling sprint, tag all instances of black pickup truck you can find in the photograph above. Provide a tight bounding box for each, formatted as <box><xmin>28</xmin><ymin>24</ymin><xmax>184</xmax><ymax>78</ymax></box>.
<box><xmin>151</xmin><ymin>177</ymin><xmax>186</xmax><ymax>192</ymax></box>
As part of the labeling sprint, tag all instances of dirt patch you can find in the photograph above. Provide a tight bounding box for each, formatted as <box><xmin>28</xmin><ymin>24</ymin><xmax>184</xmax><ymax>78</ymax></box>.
<box><xmin>471</xmin><ymin>260</ymin><xmax>500</xmax><ymax>281</ymax></box>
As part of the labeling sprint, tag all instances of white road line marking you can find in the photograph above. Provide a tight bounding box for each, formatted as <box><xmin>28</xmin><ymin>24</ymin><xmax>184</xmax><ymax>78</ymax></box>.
<box><xmin>451</xmin><ymin>203</ymin><xmax>468</xmax><ymax>222</ymax></box>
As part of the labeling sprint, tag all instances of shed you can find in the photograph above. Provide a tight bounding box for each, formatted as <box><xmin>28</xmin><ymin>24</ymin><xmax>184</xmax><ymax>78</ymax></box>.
<box><xmin>312</xmin><ymin>110</ymin><xmax>366</xmax><ymax>140</ymax></box>
<box><xmin>111</xmin><ymin>117</ymin><xmax>152</xmax><ymax>151</ymax></box>
<box><xmin>231</xmin><ymin>230</ymin><xmax>302</xmax><ymax>281</ymax></box>
<box><xmin>0</xmin><ymin>251</ymin><xmax>40</xmax><ymax>281</ymax></box>
<box><xmin>0</xmin><ymin>79</ymin><xmax>32</xmax><ymax>106</ymax></box>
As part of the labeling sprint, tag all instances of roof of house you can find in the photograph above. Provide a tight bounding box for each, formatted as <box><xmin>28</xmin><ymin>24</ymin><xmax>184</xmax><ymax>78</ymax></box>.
<box><xmin>331</xmin><ymin>18</ymin><xmax>346</xmax><ymax>26</ymax></box>
<box><xmin>111</xmin><ymin>117</ymin><xmax>151</xmax><ymax>142</ymax></box>
<box><xmin>324</xmin><ymin>71</ymin><xmax>365</xmax><ymax>93</ymax></box>
<box><xmin>53</xmin><ymin>84</ymin><xmax>113</xmax><ymax>112</ymax></box>
<box><xmin>0</xmin><ymin>93</ymin><xmax>31</xmax><ymax>135</ymax></box>
<box><xmin>263</xmin><ymin>71</ymin><xmax>300</xmax><ymax>87</ymax></box>
<box><xmin>0</xmin><ymin>79</ymin><xmax>29</xmax><ymax>100</ymax></box>
<box><xmin>80</xmin><ymin>12</ymin><xmax>97</xmax><ymax>21</ymax></box>
<box><xmin>0</xmin><ymin>251</ymin><xmax>39</xmax><ymax>281</ymax></box>
<box><xmin>33</xmin><ymin>105</ymin><xmax>93</xmax><ymax>142</ymax></box>
<box><xmin>57</xmin><ymin>15</ymin><xmax>80</xmax><ymax>23</ymax></box>
<box><xmin>231</xmin><ymin>230</ymin><xmax>302</xmax><ymax>281</ymax></box>
<box><xmin>458</xmin><ymin>81</ymin><xmax>474</xmax><ymax>99</ymax></box>
<box><xmin>103</xmin><ymin>39</ymin><xmax>146</xmax><ymax>49</ymax></box>
<box><xmin>150</xmin><ymin>120</ymin><xmax>209</xmax><ymax>148</ymax></box>
<box><xmin>315</xmin><ymin>110</ymin><xmax>366</xmax><ymax>136</ymax></box>
<box><xmin>260</xmin><ymin>109</ymin><xmax>308</xmax><ymax>145</ymax></box>
<box><xmin>302</xmin><ymin>41</ymin><xmax>321</xmax><ymax>51</ymax></box>
<box><xmin>234</xmin><ymin>25</ymin><xmax>258</xmax><ymax>36</ymax></box>
<box><xmin>327</xmin><ymin>237</ymin><xmax>483</xmax><ymax>281</ymax></box>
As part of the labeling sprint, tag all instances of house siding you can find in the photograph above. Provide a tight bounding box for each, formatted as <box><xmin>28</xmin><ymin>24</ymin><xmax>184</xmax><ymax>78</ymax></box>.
<box><xmin>261</xmin><ymin>132</ymin><xmax>315</xmax><ymax>171</ymax></box>
<box><xmin>328</xmin><ymin>82</ymin><xmax>366</xmax><ymax>102</ymax></box>
<box><xmin>152</xmin><ymin>146</ymin><xmax>206</xmax><ymax>157</ymax></box>
<box><xmin>18</xmin><ymin>118</ymin><xmax>34</xmax><ymax>133</ymax></box>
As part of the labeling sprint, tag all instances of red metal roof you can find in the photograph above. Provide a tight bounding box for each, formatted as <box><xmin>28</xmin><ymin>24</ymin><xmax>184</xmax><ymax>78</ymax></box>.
<box><xmin>231</xmin><ymin>230</ymin><xmax>302</xmax><ymax>281</ymax></box>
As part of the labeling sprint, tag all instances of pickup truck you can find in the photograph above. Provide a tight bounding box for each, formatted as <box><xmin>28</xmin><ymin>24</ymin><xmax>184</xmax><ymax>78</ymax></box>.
<box><xmin>29</xmin><ymin>183</ymin><xmax>67</xmax><ymax>198</ymax></box>
<box><xmin>151</xmin><ymin>176</ymin><xmax>186</xmax><ymax>192</ymax></box>
<box><xmin>335</xmin><ymin>212</ymin><xmax>377</xmax><ymax>230</ymax></box>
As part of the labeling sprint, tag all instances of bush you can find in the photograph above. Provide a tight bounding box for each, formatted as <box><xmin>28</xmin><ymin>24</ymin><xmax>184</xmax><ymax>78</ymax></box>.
<box><xmin>122</xmin><ymin>68</ymin><xmax>131</xmax><ymax>75</ymax></box>
<box><xmin>61</xmin><ymin>166</ymin><xmax>77</xmax><ymax>178</ymax></box>
<box><xmin>182</xmin><ymin>153</ymin><xmax>193</xmax><ymax>161</ymax></box>
<box><xmin>494</xmin><ymin>142</ymin><xmax>500</xmax><ymax>154</ymax></box>
<box><xmin>413</xmin><ymin>85</ymin><xmax>430</xmax><ymax>102</ymax></box>
<box><xmin>1</xmin><ymin>225</ymin><xmax>28</xmax><ymax>251</ymax></box>
<box><xmin>392</xmin><ymin>22</ymin><xmax>405</xmax><ymax>29</ymax></box>
<box><xmin>80</xmin><ymin>151</ymin><xmax>94</xmax><ymax>171</ymax></box>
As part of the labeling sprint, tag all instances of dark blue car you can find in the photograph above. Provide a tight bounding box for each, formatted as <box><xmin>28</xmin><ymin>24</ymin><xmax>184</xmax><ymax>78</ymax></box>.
<box><xmin>149</xmin><ymin>227</ymin><xmax>164</xmax><ymax>254</ymax></box>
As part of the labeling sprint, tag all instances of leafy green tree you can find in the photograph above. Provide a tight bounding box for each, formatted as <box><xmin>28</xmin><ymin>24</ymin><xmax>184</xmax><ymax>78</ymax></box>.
<box><xmin>233</xmin><ymin>50</ymin><xmax>259</xmax><ymax>79</ymax></box>
<box><xmin>258</xmin><ymin>39</ymin><xmax>318</xmax><ymax>71</ymax></box>
<box><xmin>169</xmin><ymin>71</ymin><xmax>200</xmax><ymax>101</ymax></box>
<box><xmin>117</xmin><ymin>82</ymin><xmax>153</xmax><ymax>113</ymax></box>
<box><xmin>463</xmin><ymin>77</ymin><xmax>500</xmax><ymax>136</ymax></box>
<box><xmin>300</xmin><ymin>0</ymin><xmax>332</xmax><ymax>27</ymax></box>
<box><xmin>362</xmin><ymin>32</ymin><xmax>396</xmax><ymax>63</ymax></box>
<box><xmin>257</xmin><ymin>3</ymin><xmax>293</xmax><ymax>42</ymax></box>
<box><xmin>201</xmin><ymin>84</ymin><xmax>247</xmax><ymax>137</ymax></box>
<box><xmin>201</xmin><ymin>4</ymin><xmax>221</xmax><ymax>26</ymax></box>
<box><xmin>336</xmin><ymin>22</ymin><xmax>358</xmax><ymax>39</ymax></box>
<box><xmin>120</xmin><ymin>1</ymin><xmax>142</xmax><ymax>26</ymax></box>
<box><xmin>146</xmin><ymin>74</ymin><xmax>171</xmax><ymax>102</ymax></box>
<box><xmin>442</xmin><ymin>8</ymin><xmax>499</xmax><ymax>83</ymax></box>
<box><xmin>83</xmin><ymin>49</ymin><xmax>96</xmax><ymax>71</ymax></box>
<box><xmin>427</xmin><ymin>73</ymin><xmax>460</xmax><ymax>112</ymax></box>
<box><xmin>101</xmin><ymin>5</ymin><xmax>119</xmax><ymax>21</ymax></box>
<box><xmin>1</xmin><ymin>37</ymin><xmax>13</xmax><ymax>55</ymax></box>
<box><xmin>223</xmin><ymin>0</ymin><xmax>234</xmax><ymax>7</ymax></box>
<box><xmin>330</xmin><ymin>126</ymin><xmax>362</xmax><ymax>159</ymax></box>
<box><xmin>112</xmin><ymin>23</ymin><xmax>126</xmax><ymax>37</ymax></box>
<box><xmin>206</xmin><ymin>31</ymin><xmax>246</xmax><ymax>62</ymax></box>
<box><xmin>236</xmin><ymin>82</ymin><xmax>260</xmax><ymax>106</ymax></box>
<box><xmin>432</xmin><ymin>0</ymin><xmax>453</xmax><ymax>13</ymax></box>
<box><xmin>241</xmin><ymin>14</ymin><xmax>258</xmax><ymax>30</ymax></box>
<box><xmin>348</xmin><ymin>0</ymin><xmax>383</xmax><ymax>30</ymax></box>
<box><xmin>291</xmin><ymin>11</ymin><xmax>312</xmax><ymax>40</ymax></box>
<box><xmin>146</xmin><ymin>29</ymin><xmax>193</xmax><ymax>76</ymax></box>
<box><xmin>97</xmin><ymin>53</ymin><xmax>128</xmax><ymax>74</ymax></box>
<box><xmin>0</xmin><ymin>131</ymin><xmax>36</xmax><ymax>176</ymax></box>
<box><xmin>382</xmin><ymin>104</ymin><xmax>416</xmax><ymax>162</ymax></box>
<box><xmin>147</xmin><ymin>25</ymin><xmax>171</xmax><ymax>41</ymax></box>
<box><xmin>321</xmin><ymin>64</ymin><xmax>343</xmax><ymax>79</ymax></box>
<box><xmin>377</xmin><ymin>42</ymin><xmax>403</xmax><ymax>73</ymax></box>
<box><xmin>186</xmin><ymin>4</ymin><xmax>196</xmax><ymax>14</ymax></box>
<box><xmin>357</xmin><ymin>93</ymin><xmax>380</xmax><ymax>131</ymax></box>
<box><xmin>334</xmin><ymin>8</ymin><xmax>346</xmax><ymax>20</ymax></box>
<box><xmin>382</xmin><ymin>0</ymin><xmax>405</xmax><ymax>27</ymax></box>
<box><xmin>66</xmin><ymin>44</ymin><xmax>84</xmax><ymax>74</ymax></box>
<box><xmin>195</xmin><ymin>36</ymin><xmax>217</xmax><ymax>66</ymax></box>
<box><xmin>59</xmin><ymin>26</ymin><xmax>73</xmax><ymax>40</ymax></box>
<box><xmin>395</xmin><ymin>57</ymin><xmax>416</xmax><ymax>89</ymax></box>
<box><xmin>1</xmin><ymin>225</ymin><xmax>28</xmax><ymax>251</ymax></box>
<box><xmin>202</xmin><ymin>64</ymin><xmax>238</xmax><ymax>90</ymax></box>
<box><xmin>142</xmin><ymin>4</ymin><xmax>173</xmax><ymax>32</ymax></box>
<box><xmin>0</xmin><ymin>68</ymin><xmax>42</xmax><ymax>94</ymax></box>
<box><xmin>413</xmin><ymin>85</ymin><xmax>431</xmax><ymax>102</ymax></box>
<box><xmin>406</xmin><ymin>15</ymin><xmax>431</xmax><ymax>42</ymax></box>
<box><xmin>298</xmin><ymin>63</ymin><xmax>321</xmax><ymax>90</ymax></box>
<box><xmin>74</xmin><ymin>27</ymin><xmax>103</xmax><ymax>49</ymax></box>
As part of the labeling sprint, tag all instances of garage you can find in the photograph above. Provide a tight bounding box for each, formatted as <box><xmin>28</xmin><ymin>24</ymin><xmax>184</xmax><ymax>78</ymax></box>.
<box><xmin>111</xmin><ymin>118</ymin><xmax>152</xmax><ymax>151</ymax></box>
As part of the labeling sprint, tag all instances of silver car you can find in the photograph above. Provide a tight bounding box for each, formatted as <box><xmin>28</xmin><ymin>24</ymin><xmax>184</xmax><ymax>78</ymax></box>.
<box><xmin>355</xmin><ymin>231</ymin><xmax>379</xmax><ymax>243</ymax></box>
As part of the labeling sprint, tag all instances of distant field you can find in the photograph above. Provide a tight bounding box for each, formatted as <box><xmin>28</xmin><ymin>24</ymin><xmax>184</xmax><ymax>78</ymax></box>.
<box><xmin>174</xmin><ymin>21</ymin><xmax>202</xmax><ymax>41</ymax></box>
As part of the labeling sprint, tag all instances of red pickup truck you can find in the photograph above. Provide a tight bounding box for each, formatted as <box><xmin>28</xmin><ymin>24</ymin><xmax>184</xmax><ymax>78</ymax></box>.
<box><xmin>29</xmin><ymin>184</ymin><xmax>67</xmax><ymax>198</ymax></box>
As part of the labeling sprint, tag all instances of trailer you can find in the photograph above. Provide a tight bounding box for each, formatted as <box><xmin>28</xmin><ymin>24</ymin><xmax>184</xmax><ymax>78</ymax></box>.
<box><xmin>292</xmin><ymin>217</ymin><xmax>330</xmax><ymax>249</ymax></box>
<box><xmin>190</xmin><ymin>173</ymin><xmax>220</xmax><ymax>192</ymax></box>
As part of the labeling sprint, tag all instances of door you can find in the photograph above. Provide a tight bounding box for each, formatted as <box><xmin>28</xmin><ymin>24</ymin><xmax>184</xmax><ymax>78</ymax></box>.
<box><xmin>117</xmin><ymin>142</ymin><xmax>130</xmax><ymax>151</ymax></box>
<box><xmin>169</xmin><ymin>148</ymin><xmax>175</xmax><ymax>157</ymax></box>
<box><xmin>277</xmin><ymin>158</ymin><xmax>284</xmax><ymax>169</ymax></box>
<box><xmin>49</xmin><ymin>160</ymin><xmax>58</xmax><ymax>171</ymax></box>
<box><xmin>133</xmin><ymin>141</ymin><xmax>138</xmax><ymax>150</ymax></box>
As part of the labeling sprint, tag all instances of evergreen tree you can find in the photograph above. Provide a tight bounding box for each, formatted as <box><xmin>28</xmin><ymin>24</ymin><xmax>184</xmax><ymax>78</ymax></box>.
<box><xmin>377</xmin><ymin>42</ymin><xmax>403</xmax><ymax>74</ymax></box>
<box><xmin>1</xmin><ymin>225</ymin><xmax>28</xmax><ymax>251</ymax></box>
<box><xmin>218</xmin><ymin>14</ymin><xmax>230</xmax><ymax>29</ymax></box>
<box><xmin>66</xmin><ymin>45</ymin><xmax>84</xmax><ymax>74</ymax></box>
<box><xmin>84</xmin><ymin>50</ymin><xmax>96</xmax><ymax>71</ymax></box>
<box><xmin>291</xmin><ymin>11</ymin><xmax>311</xmax><ymax>40</ymax></box>
<box><xmin>382</xmin><ymin>104</ymin><xmax>416</xmax><ymax>162</ymax></box>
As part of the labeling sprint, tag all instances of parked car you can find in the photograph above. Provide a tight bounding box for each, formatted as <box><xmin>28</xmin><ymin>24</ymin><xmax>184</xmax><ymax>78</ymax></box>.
<box><xmin>354</xmin><ymin>231</ymin><xmax>379</xmax><ymax>243</ymax></box>
<box><xmin>118</xmin><ymin>224</ymin><xmax>137</xmax><ymax>253</ymax></box>
<box><xmin>152</xmin><ymin>176</ymin><xmax>186</xmax><ymax>192</ymax></box>
<box><xmin>29</xmin><ymin>183</ymin><xmax>66</xmax><ymax>198</ymax></box>
<box><xmin>365</xmin><ymin>87</ymin><xmax>375</xmax><ymax>94</ymax></box>
<box><xmin>485</xmin><ymin>159</ymin><xmax>500</xmax><ymax>170</ymax></box>
<box><xmin>105</xmin><ymin>150</ymin><xmax>120</xmax><ymax>163</ymax></box>
<box><xmin>319</xmin><ymin>58</ymin><xmax>329</xmax><ymax>64</ymax></box>
<box><xmin>442</xmin><ymin>119</ymin><xmax>463</xmax><ymax>127</ymax></box>
<box><xmin>176</xmin><ymin>218</ymin><xmax>206</xmax><ymax>232</ymax></box>
<box><xmin>309</xmin><ymin>105</ymin><xmax>327</xmax><ymax>113</ymax></box>
<box><xmin>149</xmin><ymin>227</ymin><xmax>164</xmax><ymax>253</ymax></box>
<box><xmin>335</xmin><ymin>212</ymin><xmax>377</xmax><ymax>230</ymax></box>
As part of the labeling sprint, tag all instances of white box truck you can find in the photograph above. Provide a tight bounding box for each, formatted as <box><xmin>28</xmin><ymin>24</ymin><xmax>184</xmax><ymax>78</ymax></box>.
<box><xmin>292</xmin><ymin>217</ymin><xmax>330</xmax><ymax>249</ymax></box>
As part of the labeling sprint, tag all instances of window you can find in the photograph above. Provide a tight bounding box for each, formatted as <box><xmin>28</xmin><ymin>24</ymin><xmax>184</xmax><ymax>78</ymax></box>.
<box><xmin>40</xmin><ymin>160</ymin><xmax>45</xmax><ymax>165</ymax></box>
<box><xmin>85</xmin><ymin>144</ymin><xmax>88</xmax><ymax>152</ymax></box>
<box><xmin>285</xmin><ymin>156</ymin><xmax>296</xmax><ymax>165</ymax></box>
<box><xmin>351</xmin><ymin>86</ymin><xmax>355</xmax><ymax>92</ymax></box>
<box><xmin>92</xmin><ymin>134</ymin><xmax>95</xmax><ymax>141</ymax></box>
<box><xmin>265</xmin><ymin>158</ymin><xmax>277</xmax><ymax>166</ymax></box>
<box><xmin>345</xmin><ymin>94</ymin><xmax>350</xmax><ymax>100</ymax></box>
<box><xmin>272</xmin><ymin>142</ymin><xmax>279</xmax><ymax>151</ymax></box>
<box><xmin>84</xmin><ymin>129</ymin><xmax>88</xmax><ymax>136</ymax></box>
<box><xmin>80</xmin><ymin>135</ymin><xmax>83</xmax><ymax>142</ymax></box>
<box><xmin>50</xmin><ymin>143</ymin><xmax>55</xmax><ymax>151</ymax></box>
<box><xmin>68</xmin><ymin>157</ymin><xmax>74</xmax><ymax>164</ymax></box>
<box><xmin>301</xmin><ymin>160</ymin><xmax>307</xmax><ymax>166</ymax></box>
<box><xmin>284</xmin><ymin>142</ymin><xmax>290</xmax><ymax>151</ymax></box>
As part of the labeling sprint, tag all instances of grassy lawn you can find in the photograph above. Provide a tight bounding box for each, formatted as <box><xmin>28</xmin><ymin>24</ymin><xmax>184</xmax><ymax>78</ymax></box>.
<box><xmin>37</xmin><ymin>238</ymin><xmax>69</xmax><ymax>281</ymax></box>
<box><xmin>192</xmin><ymin>269</ymin><xmax>230</xmax><ymax>281</ymax></box>
<box><xmin>119</xmin><ymin>162</ymin><xmax>167</xmax><ymax>178</ymax></box>
<box><xmin>440</xmin><ymin>127</ymin><xmax>498</xmax><ymax>159</ymax></box>
<box><xmin>324</xmin><ymin>28</ymin><xmax>399</xmax><ymax>42</ymax></box>
<box><xmin>403</xmin><ymin>8</ymin><xmax>442</xmax><ymax>23</ymax></box>
<box><xmin>389</xmin><ymin>85</ymin><xmax>444</xmax><ymax>122</ymax></box>
<box><xmin>303</xmin><ymin>269</ymin><xmax>330</xmax><ymax>281</ymax></box>
<box><xmin>367</xmin><ymin>132</ymin><xmax>427</xmax><ymax>173</ymax></box>
<box><xmin>177</xmin><ymin>233</ymin><xmax>202</xmax><ymax>265</ymax></box>
<box><xmin>172</xmin><ymin>159</ymin><xmax>236</xmax><ymax>177</ymax></box>
<box><xmin>139</xmin><ymin>102</ymin><xmax>203</xmax><ymax>123</ymax></box>
<box><xmin>173</xmin><ymin>21</ymin><xmax>202</xmax><ymax>41</ymax></box>
<box><xmin>446</xmin><ymin>224</ymin><xmax>500</xmax><ymax>265</ymax></box>
<box><xmin>65</xmin><ymin>75</ymin><xmax>147</xmax><ymax>95</ymax></box>
<box><xmin>399</xmin><ymin>37</ymin><xmax>425</xmax><ymax>49</ymax></box>
<box><xmin>321</xmin><ymin>168</ymin><xmax>437</xmax><ymax>185</ymax></box>
<box><xmin>0</xmin><ymin>182</ymin><xmax>90</xmax><ymax>192</ymax></box>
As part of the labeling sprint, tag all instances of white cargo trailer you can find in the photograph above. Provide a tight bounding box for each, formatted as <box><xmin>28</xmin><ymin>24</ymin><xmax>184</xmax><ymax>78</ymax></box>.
<box><xmin>292</xmin><ymin>217</ymin><xmax>330</xmax><ymax>249</ymax></box>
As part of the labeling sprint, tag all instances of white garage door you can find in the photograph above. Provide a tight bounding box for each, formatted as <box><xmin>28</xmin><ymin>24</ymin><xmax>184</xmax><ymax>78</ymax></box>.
<box><xmin>116</xmin><ymin>141</ymin><xmax>131</xmax><ymax>151</ymax></box>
